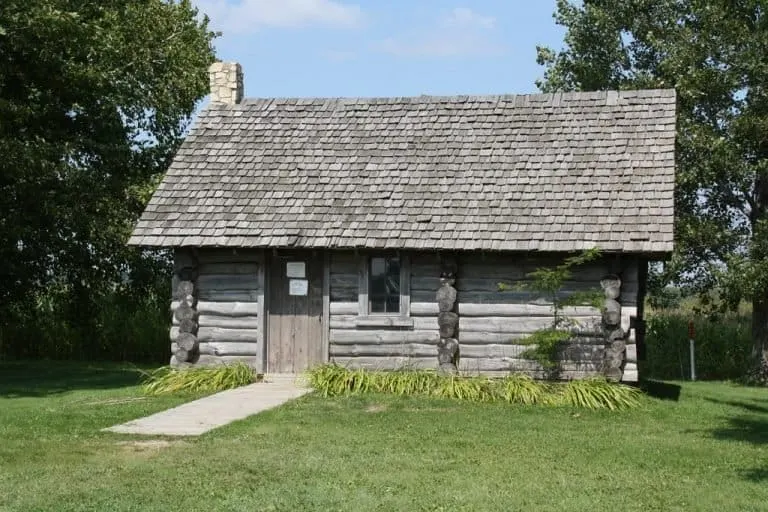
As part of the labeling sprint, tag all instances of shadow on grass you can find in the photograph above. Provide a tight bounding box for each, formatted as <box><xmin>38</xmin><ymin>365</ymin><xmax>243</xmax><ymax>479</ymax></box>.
<box><xmin>740</xmin><ymin>467</ymin><xmax>768</xmax><ymax>482</ymax></box>
<box><xmin>0</xmin><ymin>361</ymin><xmax>150</xmax><ymax>398</ymax></box>
<box><xmin>711</xmin><ymin>416</ymin><xmax>768</xmax><ymax>445</ymax></box>
<box><xmin>703</xmin><ymin>397</ymin><xmax>768</xmax><ymax>415</ymax></box>
<box><xmin>639</xmin><ymin>379</ymin><xmax>682</xmax><ymax>401</ymax></box>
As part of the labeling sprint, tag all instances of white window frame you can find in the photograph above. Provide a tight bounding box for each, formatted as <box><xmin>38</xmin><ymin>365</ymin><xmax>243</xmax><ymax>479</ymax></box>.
<box><xmin>356</xmin><ymin>252</ymin><xmax>412</xmax><ymax>327</ymax></box>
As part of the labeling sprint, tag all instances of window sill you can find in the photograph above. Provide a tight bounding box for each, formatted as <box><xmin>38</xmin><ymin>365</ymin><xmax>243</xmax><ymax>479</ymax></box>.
<box><xmin>354</xmin><ymin>316</ymin><xmax>414</xmax><ymax>328</ymax></box>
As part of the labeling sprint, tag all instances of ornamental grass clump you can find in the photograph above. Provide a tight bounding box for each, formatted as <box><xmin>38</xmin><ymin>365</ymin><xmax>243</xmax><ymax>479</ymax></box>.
<box><xmin>141</xmin><ymin>362</ymin><xmax>257</xmax><ymax>395</ymax></box>
<box><xmin>306</xmin><ymin>364</ymin><xmax>643</xmax><ymax>410</ymax></box>
<box><xmin>498</xmin><ymin>374</ymin><xmax>548</xmax><ymax>405</ymax></box>
<box><xmin>558</xmin><ymin>377</ymin><xmax>643</xmax><ymax>410</ymax></box>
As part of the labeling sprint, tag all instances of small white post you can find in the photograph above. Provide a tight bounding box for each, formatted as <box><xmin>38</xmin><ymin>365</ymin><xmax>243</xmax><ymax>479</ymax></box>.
<box><xmin>688</xmin><ymin>320</ymin><xmax>696</xmax><ymax>381</ymax></box>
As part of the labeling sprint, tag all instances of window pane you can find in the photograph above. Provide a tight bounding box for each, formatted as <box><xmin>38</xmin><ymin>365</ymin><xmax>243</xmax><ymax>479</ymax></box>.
<box><xmin>370</xmin><ymin>256</ymin><xmax>400</xmax><ymax>313</ymax></box>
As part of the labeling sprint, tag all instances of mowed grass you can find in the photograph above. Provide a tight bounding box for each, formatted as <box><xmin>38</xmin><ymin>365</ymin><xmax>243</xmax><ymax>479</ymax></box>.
<box><xmin>1</xmin><ymin>363</ymin><xmax>767</xmax><ymax>511</ymax></box>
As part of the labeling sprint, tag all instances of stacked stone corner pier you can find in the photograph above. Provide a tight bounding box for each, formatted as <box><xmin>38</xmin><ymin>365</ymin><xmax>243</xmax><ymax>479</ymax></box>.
<box><xmin>172</xmin><ymin>250</ymin><xmax>200</xmax><ymax>365</ymax></box>
<box><xmin>436</xmin><ymin>255</ymin><xmax>460</xmax><ymax>373</ymax></box>
<box><xmin>600</xmin><ymin>275</ymin><xmax>625</xmax><ymax>381</ymax></box>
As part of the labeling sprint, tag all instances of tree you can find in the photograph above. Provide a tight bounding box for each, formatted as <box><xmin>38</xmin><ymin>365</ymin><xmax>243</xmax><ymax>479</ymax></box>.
<box><xmin>0</xmin><ymin>1</ymin><xmax>216</xmax><ymax>355</ymax></box>
<box><xmin>537</xmin><ymin>0</ymin><xmax>768</xmax><ymax>374</ymax></box>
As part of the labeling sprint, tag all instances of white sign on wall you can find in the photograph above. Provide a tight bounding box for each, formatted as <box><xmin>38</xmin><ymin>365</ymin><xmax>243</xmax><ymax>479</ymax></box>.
<box><xmin>289</xmin><ymin>279</ymin><xmax>308</xmax><ymax>296</ymax></box>
<box><xmin>286</xmin><ymin>262</ymin><xmax>306</xmax><ymax>278</ymax></box>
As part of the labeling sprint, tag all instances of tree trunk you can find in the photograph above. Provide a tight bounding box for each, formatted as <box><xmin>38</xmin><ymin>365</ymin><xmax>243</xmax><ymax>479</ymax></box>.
<box><xmin>751</xmin><ymin>296</ymin><xmax>768</xmax><ymax>364</ymax></box>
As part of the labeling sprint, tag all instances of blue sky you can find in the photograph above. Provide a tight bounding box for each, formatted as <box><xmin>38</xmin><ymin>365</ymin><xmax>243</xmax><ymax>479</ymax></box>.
<box><xmin>194</xmin><ymin>0</ymin><xmax>566</xmax><ymax>98</ymax></box>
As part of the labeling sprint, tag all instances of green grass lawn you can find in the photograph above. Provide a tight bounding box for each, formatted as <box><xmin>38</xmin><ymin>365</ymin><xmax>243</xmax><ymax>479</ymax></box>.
<box><xmin>1</xmin><ymin>362</ymin><xmax>767</xmax><ymax>511</ymax></box>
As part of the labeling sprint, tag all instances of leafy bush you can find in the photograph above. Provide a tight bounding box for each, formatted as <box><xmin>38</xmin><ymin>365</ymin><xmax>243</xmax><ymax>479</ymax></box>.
<box><xmin>141</xmin><ymin>362</ymin><xmax>257</xmax><ymax>395</ymax></box>
<box><xmin>306</xmin><ymin>364</ymin><xmax>642</xmax><ymax>410</ymax></box>
<box><xmin>0</xmin><ymin>286</ymin><xmax>170</xmax><ymax>363</ymax></box>
<box><xmin>643</xmin><ymin>312</ymin><xmax>752</xmax><ymax>380</ymax></box>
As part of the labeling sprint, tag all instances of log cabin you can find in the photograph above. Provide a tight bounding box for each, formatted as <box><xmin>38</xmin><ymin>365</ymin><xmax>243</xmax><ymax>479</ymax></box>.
<box><xmin>128</xmin><ymin>62</ymin><xmax>676</xmax><ymax>382</ymax></box>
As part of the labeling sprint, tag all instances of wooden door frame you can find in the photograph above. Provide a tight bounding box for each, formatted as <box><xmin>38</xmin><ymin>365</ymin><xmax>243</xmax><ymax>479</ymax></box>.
<box><xmin>262</xmin><ymin>249</ymin><xmax>330</xmax><ymax>374</ymax></box>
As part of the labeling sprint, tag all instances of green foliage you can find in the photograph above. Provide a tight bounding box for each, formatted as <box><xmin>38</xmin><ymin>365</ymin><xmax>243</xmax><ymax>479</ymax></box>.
<box><xmin>559</xmin><ymin>377</ymin><xmax>643</xmax><ymax>410</ymax></box>
<box><xmin>498</xmin><ymin>374</ymin><xmax>547</xmax><ymax>405</ymax></box>
<box><xmin>537</xmin><ymin>0</ymin><xmax>768</xmax><ymax>367</ymax></box>
<box><xmin>643</xmin><ymin>312</ymin><xmax>753</xmax><ymax>381</ymax></box>
<box><xmin>506</xmin><ymin>248</ymin><xmax>602</xmax><ymax>370</ymax></box>
<box><xmin>140</xmin><ymin>363</ymin><xmax>257</xmax><ymax>395</ymax></box>
<box><xmin>0</xmin><ymin>285</ymin><xmax>170</xmax><ymax>362</ymax></box>
<box><xmin>306</xmin><ymin>364</ymin><xmax>642</xmax><ymax>410</ymax></box>
<box><xmin>0</xmin><ymin>0</ymin><xmax>216</xmax><ymax>359</ymax></box>
<box><xmin>519</xmin><ymin>329</ymin><xmax>572</xmax><ymax>369</ymax></box>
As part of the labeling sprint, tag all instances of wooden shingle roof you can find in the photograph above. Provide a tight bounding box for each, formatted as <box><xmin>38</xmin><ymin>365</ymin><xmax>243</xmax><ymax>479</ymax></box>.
<box><xmin>129</xmin><ymin>89</ymin><xmax>676</xmax><ymax>253</ymax></box>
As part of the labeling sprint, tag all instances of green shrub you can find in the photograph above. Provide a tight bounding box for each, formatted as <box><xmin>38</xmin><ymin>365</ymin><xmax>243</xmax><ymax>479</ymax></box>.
<box><xmin>643</xmin><ymin>312</ymin><xmax>752</xmax><ymax>380</ymax></box>
<box><xmin>141</xmin><ymin>362</ymin><xmax>257</xmax><ymax>395</ymax></box>
<box><xmin>306</xmin><ymin>364</ymin><xmax>642</xmax><ymax>410</ymax></box>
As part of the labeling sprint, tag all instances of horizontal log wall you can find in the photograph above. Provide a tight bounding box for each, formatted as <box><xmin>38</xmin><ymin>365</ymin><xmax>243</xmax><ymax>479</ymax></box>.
<box><xmin>329</xmin><ymin>252</ymin><xmax>441</xmax><ymax>368</ymax></box>
<box><xmin>171</xmin><ymin>249</ymin><xmax>264</xmax><ymax>370</ymax></box>
<box><xmin>329</xmin><ymin>251</ymin><xmax>643</xmax><ymax>380</ymax></box>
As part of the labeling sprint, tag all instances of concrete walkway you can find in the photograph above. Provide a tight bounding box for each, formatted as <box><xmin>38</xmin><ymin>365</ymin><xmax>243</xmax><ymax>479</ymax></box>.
<box><xmin>104</xmin><ymin>375</ymin><xmax>310</xmax><ymax>436</ymax></box>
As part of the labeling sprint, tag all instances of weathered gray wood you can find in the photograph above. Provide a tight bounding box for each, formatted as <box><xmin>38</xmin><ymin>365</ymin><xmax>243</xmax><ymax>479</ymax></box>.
<box><xmin>173</xmin><ymin>341</ymin><xmax>259</xmax><ymax>357</ymax></box>
<box><xmin>176</xmin><ymin>332</ymin><xmax>198</xmax><ymax>351</ymax></box>
<box><xmin>198</xmin><ymin>288</ymin><xmax>260</xmax><ymax>302</ymax></box>
<box><xmin>329</xmin><ymin>302</ymin><xmax>358</xmax><ymax>315</ymax></box>
<box><xmin>412</xmin><ymin>276</ymin><xmax>441</xmax><ymax>291</ymax></box>
<box><xmin>438</xmin><ymin>312</ymin><xmax>459</xmax><ymax>338</ymax></box>
<box><xmin>452</xmin><ymin>287</ymin><xmax>636</xmax><ymax>305</ymax></box>
<box><xmin>354</xmin><ymin>316</ymin><xmax>415</xmax><ymax>328</ymax></box>
<box><xmin>330</xmin><ymin>274</ymin><xmax>358</xmax><ymax>300</ymax></box>
<box><xmin>175</xmin><ymin>280</ymin><xmax>195</xmax><ymax>298</ymax></box>
<box><xmin>174</xmin><ymin>248</ymin><xmax>197</xmax><ymax>269</ymax></box>
<box><xmin>174</xmin><ymin>304</ymin><xmax>195</xmax><ymax>322</ymax></box>
<box><xmin>331</xmin><ymin>356</ymin><xmax>437</xmax><ymax>370</ymax></box>
<box><xmin>400</xmin><ymin>254</ymin><xmax>411</xmax><ymax>316</ymax></box>
<box><xmin>196</xmin><ymin>248</ymin><xmax>260</xmax><ymax>264</ymax></box>
<box><xmin>437</xmin><ymin>286</ymin><xmax>457</xmax><ymax>312</ymax></box>
<box><xmin>331</xmin><ymin>343</ymin><xmax>437</xmax><ymax>358</ymax></box>
<box><xmin>600</xmin><ymin>275</ymin><xmax>622</xmax><ymax>299</ymax></box>
<box><xmin>196</xmin><ymin>301</ymin><xmax>259</xmax><ymax>317</ymax></box>
<box><xmin>602</xmin><ymin>299</ymin><xmax>621</xmax><ymax>326</ymax></box>
<box><xmin>605</xmin><ymin>367</ymin><xmax>623</xmax><ymax>381</ymax></box>
<box><xmin>410</xmin><ymin>302</ymin><xmax>599</xmax><ymax>317</ymax></box>
<box><xmin>170</xmin><ymin>326</ymin><xmax>179</xmax><ymax>342</ymax></box>
<box><xmin>178</xmin><ymin>318</ymin><xmax>197</xmax><ymax>334</ymax></box>
<box><xmin>621</xmin><ymin>306</ymin><xmax>638</xmax><ymax>332</ymax></box>
<box><xmin>322</xmin><ymin>251</ymin><xmax>331</xmax><ymax>364</ymax></box>
<box><xmin>329</xmin><ymin>252</ymin><xmax>357</xmax><ymax>274</ymax></box>
<box><xmin>256</xmin><ymin>249</ymin><xmax>266</xmax><ymax>373</ymax></box>
<box><xmin>358</xmin><ymin>256</ymin><xmax>368</xmax><ymax>315</ymax></box>
<box><xmin>267</xmin><ymin>251</ymin><xmax>324</xmax><ymax>373</ymax></box>
<box><xmin>330</xmin><ymin>329</ymin><xmax>439</xmax><ymax>344</ymax></box>
<box><xmin>198</xmin><ymin>327</ymin><xmax>259</xmax><ymax>343</ymax></box>
<box><xmin>175</xmin><ymin>347</ymin><xmax>193</xmax><ymax>363</ymax></box>
<box><xmin>199</xmin><ymin>263</ymin><xmax>259</xmax><ymax>275</ymax></box>
<box><xmin>198</xmin><ymin>315</ymin><xmax>260</xmax><ymax>329</ymax></box>
<box><xmin>197</xmin><ymin>274</ymin><xmax>259</xmax><ymax>291</ymax></box>
<box><xmin>459</xmin><ymin>316</ymin><xmax>599</xmax><ymax>333</ymax></box>
<box><xmin>621</xmin><ymin>367</ymin><xmax>639</xmax><ymax>382</ymax></box>
<box><xmin>625</xmin><ymin>343</ymin><xmax>637</xmax><ymax>363</ymax></box>
<box><xmin>172</xmin><ymin>354</ymin><xmax>260</xmax><ymax>368</ymax></box>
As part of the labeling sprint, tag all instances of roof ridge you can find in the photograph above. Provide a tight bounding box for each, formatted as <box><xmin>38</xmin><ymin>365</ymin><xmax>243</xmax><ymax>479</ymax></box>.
<box><xmin>233</xmin><ymin>88</ymin><xmax>676</xmax><ymax>106</ymax></box>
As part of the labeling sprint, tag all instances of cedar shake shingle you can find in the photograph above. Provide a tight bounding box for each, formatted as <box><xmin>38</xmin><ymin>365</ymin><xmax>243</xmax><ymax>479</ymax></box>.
<box><xmin>129</xmin><ymin>90</ymin><xmax>676</xmax><ymax>253</ymax></box>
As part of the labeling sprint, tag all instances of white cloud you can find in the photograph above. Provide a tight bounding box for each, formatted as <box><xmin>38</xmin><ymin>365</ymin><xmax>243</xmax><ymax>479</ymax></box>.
<box><xmin>197</xmin><ymin>0</ymin><xmax>363</xmax><ymax>34</ymax></box>
<box><xmin>440</xmin><ymin>7</ymin><xmax>496</xmax><ymax>30</ymax></box>
<box><xmin>374</xmin><ymin>7</ymin><xmax>505</xmax><ymax>58</ymax></box>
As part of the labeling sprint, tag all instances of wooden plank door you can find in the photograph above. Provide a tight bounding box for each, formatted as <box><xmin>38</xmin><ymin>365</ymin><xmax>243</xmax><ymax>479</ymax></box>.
<box><xmin>267</xmin><ymin>251</ymin><xmax>325</xmax><ymax>373</ymax></box>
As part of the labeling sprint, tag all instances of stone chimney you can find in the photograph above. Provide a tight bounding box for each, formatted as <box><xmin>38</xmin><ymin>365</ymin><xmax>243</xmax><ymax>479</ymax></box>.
<box><xmin>208</xmin><ymin>62</ymin><xmax>243</xmax><ymax>105</ymax></box>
